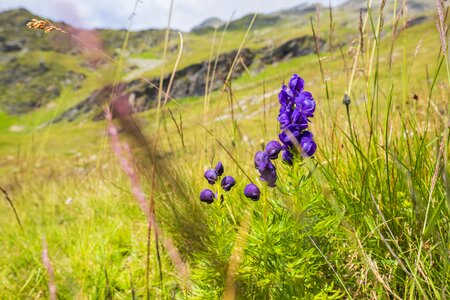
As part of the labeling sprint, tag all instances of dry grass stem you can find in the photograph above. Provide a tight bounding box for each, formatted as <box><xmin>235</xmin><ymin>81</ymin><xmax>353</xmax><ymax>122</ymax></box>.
<box><xmin>42</xmin><ymin>238</ymin><xmax>57</xmax><ymax>300</ymax></box>
<box><xmin>105</xmin><ymin>108</ymin><xmax>190</xmax><ymax>288</ymax></box>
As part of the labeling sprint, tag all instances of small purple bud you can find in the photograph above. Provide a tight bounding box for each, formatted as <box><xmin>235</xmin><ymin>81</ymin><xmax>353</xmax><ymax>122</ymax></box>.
<box><xmin>214</xmin><ymin>161</ymin><xmax>224</xmax><ymax>176</ymax></box>
<box><xmin>288</xmin><ymin>74</ymin><xmax>305</xmax><ymax>93</ymax></box>
<box><xmin>279</xmin><ymin>105</ymin><xmax>292</xmax><ymax>115</ymax></box>
<box><xmin>221</xmin><ymin>176</ymin><xmax>236</xmax><ymax>192</ymax></box>
<box><xmin>291</xmin><ymin>110</ymin><xmax>308</xmax><ymax>128</ymax></box>
<box><xmin>204</xmin><ymin>169</ymin><xmax>217</xmax><ymax>184</ymax></box>
<box><xmin>244</xmin><ymin>183</ymin><xmax>260</xmax><ymax>201</ymax></box>
<box><xmin>266</xmin><ymin>174</ymin><xmax>277</xmax><ymax>187</ymax></box>
<box><xmin>260</xmin><ymin>163</ymin><xmax>277</xmax><ymax>187</ymax></box>
<box><xmin>265</xmin><ymin>140</ymin><xmax>282</xmax><ymax>159</ymax></box>
<box><xmin>282</xmin><ymin>148</ymin><xmax>293</xmax><ymax>165</ymax></box>
<box><xmin>278</xmin><ymin>85</ymin><xmax>294</xmax><ymax>106</ymax></box>
<box><xmin>199</xmin><ymin>189</ymin><xmax>216</xmax><ymax>204</ymax></box>
<box><xmin>277</xmin><ymin>113</ymin><xmax>291</xmax><ymax>130</ymax></box>
<box><xmin>295</xmin><ymin>91</ymin><xmax>316</xmax><ymax>118</ymax></box>
<box><xmin>279</xmin><ymin>124</ymin><xmax>303</xmax><ymax>148</ymax></box>
<box><xmin>299</xmin><ymin>131</ymin><xmax>317</xmax><ymax>157</ymax></box>
<box><xmin>254</xmin><ymin>151</ymin><xmax>269</xmax><ymax>171</ymax></box>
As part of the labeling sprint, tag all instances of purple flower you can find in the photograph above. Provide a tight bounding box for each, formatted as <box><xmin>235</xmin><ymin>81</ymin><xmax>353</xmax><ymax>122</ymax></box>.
<box><xmin>277</xmin><ymin>112</ymin><xmax>291</xmax><ymax>130</ymax></box>
<box><xmin>265</xmin><ymin>140</ymin><xmax>282</xmax><ymax>159</ymax></box>
<box><xmin>278</xmin><ymin>84</ymin><xmax>294</xmax><ymax>107</ymax></box>
<box><xmin>204</xmin><ymin>169</ymin><xmax>217</xmax><ymax>184</ymax></box>
<box><xmin>282</xmin><ymin>148</ymin><xmax>293</xmax><ymax>165</ymax></box>
<box><xmin>221</xmin><ymin>176</ymin><xmax>236</xmax><ymax>192</ymax></box>
<box><xmin>289</xmin><ymin>74</ymin><xmax>304</xmax><ymax>94</ymax></box>
<box><xmin>295</xmin><ymin>92</ymin><xmax>316</xmax><ymax>118</ymax></box>
<box><xmin>214</xmin><ymin>161</ymin><xmax>224</xmax><ymax>176</ymax></box>
<box><xmin>254</xmin><ymin>151</ymin><xmax>269</xmax><ymax>172</ymax></box>
<box><xmin>244</xmin><ymin>183</ymin><xmax>260</xmax><ymax>201</ymax></box>
<box><xmin>199</xmin><ymin>189</ymin><xmax>216</xmax><ymax>204</ymax></box>
<box><xmin>254</xmin><ymin>149</ymin><xmax>278</xmax><ymax>188</ymax></box>
<box><xmin>259</xmin><ymin>163</ymin><xmax>277</xmax><ymax>187</ymax></box>
<box><xmin>279</xmin><ymin>124</ymin><xmax>303</xmax><ymax>148</ymax></box>
<box><xmin>291</xmin><ymin>110</ymin><xmax>309</xmax><ymax>128</ymax></box>
<box><xmin>266</xmin><ymin>174</ymin><xmax>277</xmax><ymax>187</ymax></box>
<box><xmin>279</xmin><ymin>105</ymin><xmax>293</xmax><ymax>116</ymax></box>
<box><xmin>299</xmin><ymin>131</ymin><xmax>317</xmax><ymax>157</ymax></box>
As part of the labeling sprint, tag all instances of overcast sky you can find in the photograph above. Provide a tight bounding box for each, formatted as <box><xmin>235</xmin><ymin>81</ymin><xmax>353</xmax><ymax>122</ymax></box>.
<box><xmin>0</xmin><ymin>0</ymin><xmax>346</xmax><ymax>31</ymax></box>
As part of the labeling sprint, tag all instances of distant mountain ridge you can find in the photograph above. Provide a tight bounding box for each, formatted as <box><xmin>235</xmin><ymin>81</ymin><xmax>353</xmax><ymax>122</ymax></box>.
<box><xmin>339</xmin><ymin>0</ymin><xmax>434</xmax><ymax>14</ymax></box>
<box><xmin>192</xmin><ymin>17</ymin><xmax>224</xmax><ymax>32</ymax></box>
<box><xmin>191</xmin><ymin>0</ymin><xmax>435</xmax><ymax>32</ymax></box>
<box><xmin>0</xmin><ymin>0</ymin><xmax>437</xmax><ymax>119</ymax></box>
<box><xmin>0</xmin><ymin>8</ymin><xmax>170</xmax><ymax>114</ymax></box>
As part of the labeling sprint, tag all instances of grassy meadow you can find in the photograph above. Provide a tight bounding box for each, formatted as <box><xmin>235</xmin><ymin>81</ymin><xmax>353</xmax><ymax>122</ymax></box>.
<box><xmin>0</xmin><ymin>1</ymin><xmax>449</xmax><ymax>299</ymax></box>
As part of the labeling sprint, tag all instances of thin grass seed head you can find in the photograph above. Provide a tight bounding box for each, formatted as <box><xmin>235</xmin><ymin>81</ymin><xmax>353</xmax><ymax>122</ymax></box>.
<box><xmin>343</xmin><ymin>93</ymin><xmax>351</xmax><ymax>106</ymax></box>
<box><xmin>26</xmin><ymin>18</ymin><xmax>65</xmax><ymax>34</ymax></box>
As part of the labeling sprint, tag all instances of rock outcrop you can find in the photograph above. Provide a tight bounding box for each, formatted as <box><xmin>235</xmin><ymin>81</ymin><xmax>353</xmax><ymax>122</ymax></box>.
<box><xmin>55</xmin><ymin>48</ymin><xmax>255</xmax><ymax>121</ymax></box>
<box><xmin>261</xmin><ymin>36</ymin><xmax>324</xmax><ymax>64</ymax></box>
<box><xmin>0</xmin><ymin>58</ymin><xmax>85</xmax><ymax>114</ymax></box>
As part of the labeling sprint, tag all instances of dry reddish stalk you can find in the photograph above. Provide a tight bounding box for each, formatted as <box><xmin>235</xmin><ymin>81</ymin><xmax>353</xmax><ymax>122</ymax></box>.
<box><xmin>26</xmin><ymin>16</ymin><xmax>190</xmax><ymax>290</ymax></box>
<box><xmin>42</xmin><ymin>238</ymin><xmax>57</xmax><ymax>300</ymax></box>
<box><xmin>105</xmin><ymin>108</ymin><xmax>190</xmax><ymax>287</ymax></box>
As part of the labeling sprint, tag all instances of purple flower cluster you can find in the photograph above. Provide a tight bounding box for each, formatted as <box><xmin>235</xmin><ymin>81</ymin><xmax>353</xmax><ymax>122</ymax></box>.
<box><xmin>242</xmin><ymin>74</ymin><xmax>317</xmax><ymax>201</ymax></box>
<box><xmin>277</xmin><ymin>74</ymin><xmax>317</xmax><ymax>164</ymax></box>
<box><xmin>254</xmin><ymin>140</ymin><xmax>282</xmax><ymax>187</ymax></box>
<box><xmin>200</xmin><ymin>75</ymin><xmax>316</xmax><ymax>203</ymax></box>
<box><xmin>200</xmin><ymin>161</ymin><xmax>236</xmax><ymax>204</ymax></box>
<box><xmin>241</xmin><ymin>140</ymin><xmax>281</xmax><ymax>201</ymax></box>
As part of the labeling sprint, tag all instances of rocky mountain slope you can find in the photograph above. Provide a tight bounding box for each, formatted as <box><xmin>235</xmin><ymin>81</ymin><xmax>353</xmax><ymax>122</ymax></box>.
<box><xmin>0</xmin><ymin>0</ymin><xmax>436</xmax><ymax>123</ymax></box>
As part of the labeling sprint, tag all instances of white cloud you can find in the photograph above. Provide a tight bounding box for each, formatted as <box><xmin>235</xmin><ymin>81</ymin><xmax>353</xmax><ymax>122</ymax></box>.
<box><xmin>0</xmin><ymin>0</ymin><xmax>346</xmax><ymax>31</ymax></box>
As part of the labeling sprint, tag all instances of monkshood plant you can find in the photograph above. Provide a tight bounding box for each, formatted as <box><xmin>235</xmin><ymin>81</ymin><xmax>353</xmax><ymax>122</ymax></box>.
<box><xmin>201</xmin><ymin>74</ymin><xmax>316</xmax><ymax>204</ymax></box>
<box><xmin>243</xmin><ymin>74</ymin><xmax>317</xmax><ymax>200</ymax></box>
<box><xmin>234</xmin><ymin>75</ymin><xmax>345</xmax><ymax>298</ymax></box>
<box><xmin>193</xmin><ymin>75</ymin><xmax>343</xmax><ymax>298</ymax></box>
<box><xmin>278</xmin><ymin>74</ymin><xmax>317</xmax><ymax>162</ymax></box>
